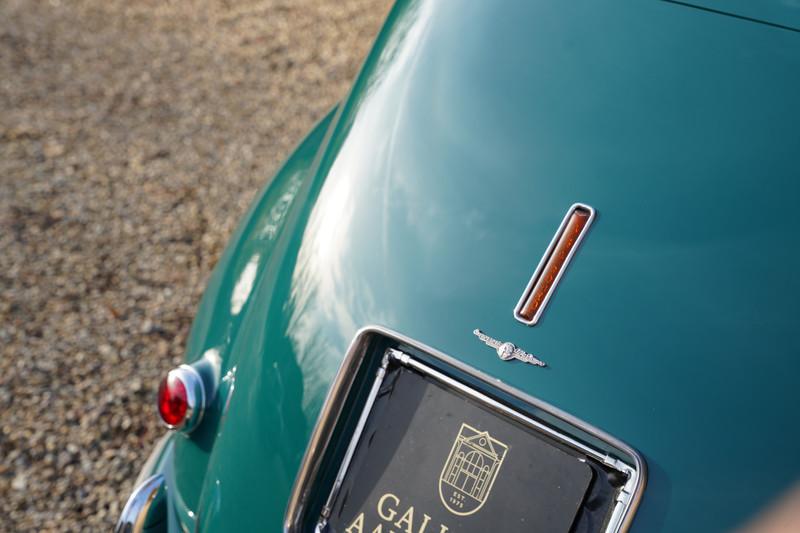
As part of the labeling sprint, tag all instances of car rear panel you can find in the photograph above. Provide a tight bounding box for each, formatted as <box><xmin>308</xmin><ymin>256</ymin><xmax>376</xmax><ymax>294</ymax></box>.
<box><xmin>168</xmin><ymin>1</ymin><xmax>800</xmax><ymax>531</ymax></box>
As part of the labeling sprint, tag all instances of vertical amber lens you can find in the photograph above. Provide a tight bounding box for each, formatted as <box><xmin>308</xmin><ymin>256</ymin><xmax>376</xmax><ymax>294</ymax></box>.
<box><xmin>519</xmin><ymin>207</ymin><xmax>591</xmax><ymax>321</ymax></box>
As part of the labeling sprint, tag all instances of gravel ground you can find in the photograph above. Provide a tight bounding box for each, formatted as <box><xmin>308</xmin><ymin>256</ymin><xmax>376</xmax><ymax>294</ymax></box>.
<box><xmin>0</xmin><ymin>0</ymin><xmax>389</xmax><ymax>530</ymax></box>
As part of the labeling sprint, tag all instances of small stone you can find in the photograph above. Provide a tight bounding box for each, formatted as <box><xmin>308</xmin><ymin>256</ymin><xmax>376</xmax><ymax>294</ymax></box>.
<box><xmin>98</xmin><ymin>344</ymin><xmax>114</xmax><ymax>358</ymax></box>
<box><xmin>43</xmin><ymin>140</ymin><xmax>65</xmax><ymax>158</ymax></box>
<box><xmin>12</xmin><ymin>473</ymin><xmax>27</xmax><ymax>491</ymax></box>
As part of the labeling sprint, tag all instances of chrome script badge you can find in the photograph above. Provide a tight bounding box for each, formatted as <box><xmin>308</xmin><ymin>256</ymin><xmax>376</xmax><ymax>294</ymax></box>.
<box><xmin>473</xmin><ymin>329</ymin><xmax>546</xmax><ymax>367</ymax></box>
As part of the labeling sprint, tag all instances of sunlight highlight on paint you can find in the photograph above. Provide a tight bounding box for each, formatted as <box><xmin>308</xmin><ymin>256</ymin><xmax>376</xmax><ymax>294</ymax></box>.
<box><xmin>230</xmin><ymin>254</ymin><xmax>260</xmax><ymax>315</ymax></box>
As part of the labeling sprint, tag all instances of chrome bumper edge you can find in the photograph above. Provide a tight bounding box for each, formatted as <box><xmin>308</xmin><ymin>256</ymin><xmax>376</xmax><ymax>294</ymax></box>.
<box><xmin>115</xmin><ymin>474</ymin><xmax>165</xmax><ymax>533</ymax></box>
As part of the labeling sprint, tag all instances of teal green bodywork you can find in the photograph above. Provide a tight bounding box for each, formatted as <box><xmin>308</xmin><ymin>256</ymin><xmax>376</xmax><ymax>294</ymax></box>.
<box><xmin>135</xmin><ymin>1</ymin><xmax>800</xmax><ymax>531</ymax></box>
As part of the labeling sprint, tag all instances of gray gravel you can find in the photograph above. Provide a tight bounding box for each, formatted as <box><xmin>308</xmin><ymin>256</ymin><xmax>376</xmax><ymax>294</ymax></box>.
<box><xmin>0</xmin><ymin>0</ymin><xmax>389</xmax><ymax>530</ymax></box>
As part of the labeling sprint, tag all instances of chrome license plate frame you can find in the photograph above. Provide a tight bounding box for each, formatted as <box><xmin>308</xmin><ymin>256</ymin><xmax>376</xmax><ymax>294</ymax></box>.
<box><xmin>284</xmin><ymin>327</ymin><xmax>646</xmax><ymax>533</ymax></box>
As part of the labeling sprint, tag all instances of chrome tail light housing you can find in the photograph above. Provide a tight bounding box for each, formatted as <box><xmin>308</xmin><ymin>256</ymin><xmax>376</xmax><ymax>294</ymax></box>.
<box><xmin>157</xmin><ymin>364</ymin><xmax>206</xmax><ymax>433</ymax></box>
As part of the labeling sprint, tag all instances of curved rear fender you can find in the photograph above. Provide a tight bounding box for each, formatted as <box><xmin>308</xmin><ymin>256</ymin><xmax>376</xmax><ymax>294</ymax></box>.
<box><xmin>166</xmin><ymin>106</ymin><xmax>340</xmax><ymax>518</ymax></box>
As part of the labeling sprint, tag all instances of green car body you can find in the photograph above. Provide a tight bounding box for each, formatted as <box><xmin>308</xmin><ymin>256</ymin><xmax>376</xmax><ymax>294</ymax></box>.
<box><xmin>124</xmin><ymin>1</ymin><xmax>800</xmax><ymax>531</ymax></box>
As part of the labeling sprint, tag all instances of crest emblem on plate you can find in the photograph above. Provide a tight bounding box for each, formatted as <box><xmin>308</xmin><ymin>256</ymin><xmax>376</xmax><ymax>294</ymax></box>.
<box><xmin>438</xmin><ymin>423</ymin><xmax>509</xmax><ymax>516</ymax></box>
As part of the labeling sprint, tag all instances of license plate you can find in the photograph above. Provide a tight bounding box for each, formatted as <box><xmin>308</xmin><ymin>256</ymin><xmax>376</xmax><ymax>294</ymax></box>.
<box><xmin>285</xmin><ymin>328</ymin><xmax>645</xmax><ymax>533</ymax></box>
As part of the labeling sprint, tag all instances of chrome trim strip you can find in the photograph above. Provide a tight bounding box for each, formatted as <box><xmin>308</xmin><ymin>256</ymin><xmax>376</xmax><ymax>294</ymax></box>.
<box><xmin>283</xmin><ymin>328</ymin><xmax>375</xmax><ymax>532</ymax></box>
<box><xmin>115</xmin><ymin>474</ymin><xmax>165</xmax><ymax>533</ymax></box>
<box><xmin>317</xmin><ymin>353</ymin><xmax>392</xmax><ymax>530</ymax></box>
<box><xmin>284</xmin><ymin>325</ymin><xmax>646</xmax><ymax>533</ymax></box>
<box><xmin>513</xmin><ymin>203</ymin><xmax>596</xmax><ymax>326</ymax></box>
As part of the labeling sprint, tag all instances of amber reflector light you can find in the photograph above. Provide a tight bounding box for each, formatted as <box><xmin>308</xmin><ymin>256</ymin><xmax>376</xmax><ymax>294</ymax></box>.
<box><xmin>515</xmin><ymin>204</ymin><xmax>594</xmax><ymax>325</ymax></box>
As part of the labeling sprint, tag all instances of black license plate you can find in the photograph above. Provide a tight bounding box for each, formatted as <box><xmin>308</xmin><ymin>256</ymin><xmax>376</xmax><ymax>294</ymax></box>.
<box><xmin>287</xmin><ymin>329</ymin><xmax>645</xmax><ymax>533</ymax></box>
<box><xmin>325</xmin><ymin>366</ymin><xmax>594</xmax><ymax>532</ymax></box>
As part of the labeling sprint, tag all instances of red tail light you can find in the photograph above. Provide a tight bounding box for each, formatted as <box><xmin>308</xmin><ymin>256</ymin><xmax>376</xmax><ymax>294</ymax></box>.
<box><xmin>157</xmin><ymin>365</ymin><xmax>206</xmax><ymax>432</ymax></box>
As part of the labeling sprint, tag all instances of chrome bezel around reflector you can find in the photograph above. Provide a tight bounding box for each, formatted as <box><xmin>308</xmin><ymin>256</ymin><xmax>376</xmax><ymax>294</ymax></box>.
<box><xmin>513</xmin><ymin>203</ymin><xmax>596</xmax><ymax>326</ymax></box>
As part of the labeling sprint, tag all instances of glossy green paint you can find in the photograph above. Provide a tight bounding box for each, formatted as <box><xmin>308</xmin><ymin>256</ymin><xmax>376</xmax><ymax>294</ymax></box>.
<box><xmin>678</xmin><ymin>0</ymin><xmax>800</xmax><ymax>31</ymax></box>
<box><xmin>138</xmin><ymin>1</ymin><xmax>800</xmax><ymax>531</ymax></box>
